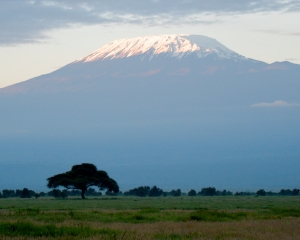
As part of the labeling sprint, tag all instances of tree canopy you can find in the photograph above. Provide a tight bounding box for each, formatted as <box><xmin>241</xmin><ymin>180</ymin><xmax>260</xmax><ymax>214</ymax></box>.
<box><xmin>20</xmin><ymin>188</ymin><xmax>31</xmax><ymax>198</ymax></box>
<box><xmin>47</xmin><ymin>163</ymin><xmax>119</xmax><ymax>199</ymax></box>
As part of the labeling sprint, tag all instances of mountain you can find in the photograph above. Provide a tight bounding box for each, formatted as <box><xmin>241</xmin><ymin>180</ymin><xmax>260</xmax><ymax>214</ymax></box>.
<box><xmin>0</xmin><ymin>34</ymin><xmax>269</xmax><ymax>94</ymax></box>
<box><xmin>1</xmin><ymin>34</ymin><xmax>300</xmax><ymax>191</ymax></box>
<box><xmin>75</xmin><ymin>34</ymin><xmax>245</xmax><ymax>61</ymax></box>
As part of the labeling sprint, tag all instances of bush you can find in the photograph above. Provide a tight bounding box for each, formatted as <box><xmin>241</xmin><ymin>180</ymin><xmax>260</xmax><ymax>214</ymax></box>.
<box><xmin>148</xmin><ymin>186</ymin><xmax>164</xmax><ymax>197</ymax></box>
<box><xmin>124</xmin><ymin>186</ymin><xmax>150</xmax><ymax>197</ymax></box>
<box><xmin>39</xmin><ymin>192</ymin><xmax>46</xmax><ymax>197</ymax></box>
<box><xmin>188</xmin><ymin>189</ymin><xmax>197</xmax><ymax>196</ymax></box>
<box><xmin>20</xmin><ymin>188</ymin><xmax>31</xmax><ymax>198</ymax></box>
<box><xmin>170</xmin><ymin>189</ymin><xmax>181</xmax><ymax>197</ymax></box>
<box><xmin>48</xmin><ymin>189</ymin><xmax>67</xmax><ymax>198</ymax></box>
<box><xmin>2</xmin><ymin>189</ymin><xmax>16</xmax><ymax>198</ymax></box>
<box><xmin>86</xmin><ymin>188</ymin><xmax>102</xmax><ymax>196</ymax></box>
<box><xmin>198</xmin><ymin>187</ymin><xmax>216</xmax><ymax>196</ymax></box>
<box><xmin>256</xmin><ymin>189</ymin><xmax>266</xmax><ymax>196</ymax></box>
<box><xmin>234</xmin><ymin>191</ymin><xmax>254</xmax><ymax>196</ymax></box>
<box><xmin>279</xmin><ymin>189</ymin><xmax>300</xmax><ymax>196</ymax></box>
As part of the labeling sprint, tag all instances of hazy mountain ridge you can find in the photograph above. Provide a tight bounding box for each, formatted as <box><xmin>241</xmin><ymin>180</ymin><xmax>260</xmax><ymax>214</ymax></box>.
<box><xmin>1</xmin><ymin>53</ymin><xmax>298</xmax><ymax>95</ymax></box>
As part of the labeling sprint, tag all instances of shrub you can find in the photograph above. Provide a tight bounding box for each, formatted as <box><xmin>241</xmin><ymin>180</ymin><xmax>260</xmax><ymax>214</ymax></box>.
<box><xmin>188</xmin><ymin>189</ymin><xmax>197</xmax><ymax>196</ymax></box>
<box><xmin>20</xmin><ymin>188</ymin><xmax>31</xmax><ymax>198</ymax></box>
<box><xmin>198</xmin><ymin>187</ymin><xmax>216</xmax><ymax>196</ymax></box>
<box><xmin>256</xmin><ymin>189</ymin><xmax>266</xmax><ymax>196</ymax></box>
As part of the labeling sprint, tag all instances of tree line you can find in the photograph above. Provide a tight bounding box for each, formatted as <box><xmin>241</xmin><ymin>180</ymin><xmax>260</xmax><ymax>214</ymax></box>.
<box><xmin>1</xmin><ymin>164</ymin><xmax>298</xmax><ymax>199</ymax></box>
<box><xmin>123</xmin><ymin>186</ymin><xmax>300</xmax><ymax>197</ymax></box>
<box><xmin>44</xmin><ymin>163</ymin><xmax>300</xmax><ymax>199</ymax></box>
<box><xmin>122</xmin><ymin>186</ymin><xmax>231</xmax><ymax>197</ymax></box>
<box><xmin>0</xmin><ymin>186</ymin><xmax>299</xmax><ymax>199</ymax></box>
<box><xmin>0</xmin><ymin>188</ymin><xmax>105</xmax><ymax>199</ymax></box>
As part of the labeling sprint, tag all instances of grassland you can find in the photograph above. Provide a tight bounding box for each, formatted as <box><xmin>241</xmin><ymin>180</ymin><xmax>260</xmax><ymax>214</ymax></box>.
<box><xmin>0</xmin><ymin>196</ymin><xmax>300</xmax><ymax>239</ymax></box>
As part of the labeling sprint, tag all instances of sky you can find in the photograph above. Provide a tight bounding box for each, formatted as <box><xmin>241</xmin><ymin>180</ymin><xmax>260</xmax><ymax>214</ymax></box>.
<box><xmin>1</xmin><ymin>0</ymin><xmax>300</xmax><ymax>89</ymax></box>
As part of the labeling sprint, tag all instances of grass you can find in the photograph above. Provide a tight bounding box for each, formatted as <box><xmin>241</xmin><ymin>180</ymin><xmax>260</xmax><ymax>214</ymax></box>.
<box><xmin>0</xmin><ymin>196</ymin><xmax>300</xmax><ymax>239</ymax></box>
<box><xmin>1</xmin><ymin>195</ymin><xmax>300</xmax><ymax>210</ymax></box>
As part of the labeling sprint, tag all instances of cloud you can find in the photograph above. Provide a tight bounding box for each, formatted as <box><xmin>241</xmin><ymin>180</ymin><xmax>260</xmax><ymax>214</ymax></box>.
<box><xmin>1</xmin><ymin>0</ymin><xmax>300</xmax><ymax>45</ymax></box>
<box><xmin>285</xmin><ymin>58</ymin><xmax>299</xmax><ymax>61</ymax></box>
<box><xmin>255</xmin><ymin>29</ymin><xmax>300</xmax><ymax>36</ymax></box>
<box><xmin>252</xmin><ymin>100</ymin><xmax>300</xmax><ymax>107</ymax></box>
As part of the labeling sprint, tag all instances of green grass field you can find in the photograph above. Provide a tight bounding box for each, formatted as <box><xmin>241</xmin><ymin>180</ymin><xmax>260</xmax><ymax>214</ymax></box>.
<box><xmin>1</xmin><ymin>196</ymin><xmax>300</xmax><ymax>239</ymax></box>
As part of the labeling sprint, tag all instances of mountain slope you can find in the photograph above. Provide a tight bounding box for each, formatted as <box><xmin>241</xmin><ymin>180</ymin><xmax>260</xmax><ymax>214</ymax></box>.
<box><xmin>2</xmin><ymin>34</ymin><xmax>299</xmax><ymax>95</ymax></box>
<box><xmin>0</xmin><ymin>34</ymin><xmax>300</xmax><ymax>191</ymax></box>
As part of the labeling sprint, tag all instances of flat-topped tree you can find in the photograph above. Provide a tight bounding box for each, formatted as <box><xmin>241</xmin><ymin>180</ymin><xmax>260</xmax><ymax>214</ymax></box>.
<box><xmin>47</xmin><ymin>163</ymin><xmax>119</xmax><ymax>199</ymax></box>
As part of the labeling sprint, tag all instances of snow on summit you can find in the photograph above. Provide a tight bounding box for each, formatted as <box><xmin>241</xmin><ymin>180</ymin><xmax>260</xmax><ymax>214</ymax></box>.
<box><xmin>76</xmin><ymin>34</ymin><xmax>246</xmax><ymax>62</ymax></box>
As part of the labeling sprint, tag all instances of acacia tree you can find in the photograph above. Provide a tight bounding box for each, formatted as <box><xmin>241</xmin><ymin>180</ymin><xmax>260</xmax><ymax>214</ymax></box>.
<box><xmin>47</xmin><ymin>163</ymin><xmax>119</xmax><ymax>199</ymax></box>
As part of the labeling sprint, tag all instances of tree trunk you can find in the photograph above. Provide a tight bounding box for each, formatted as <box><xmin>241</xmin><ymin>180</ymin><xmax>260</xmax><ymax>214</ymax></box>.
<box><xmin>81</xmin><ymin>189</ymin><xmax>86</xmax><ymax>199</ymax></box>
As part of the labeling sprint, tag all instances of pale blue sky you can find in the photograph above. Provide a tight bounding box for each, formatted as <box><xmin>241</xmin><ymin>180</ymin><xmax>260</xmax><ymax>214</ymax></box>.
<box><xmin>1</xmin><ymin>0</ymin><xmax>300</xmax><ymax>88</ymax></box>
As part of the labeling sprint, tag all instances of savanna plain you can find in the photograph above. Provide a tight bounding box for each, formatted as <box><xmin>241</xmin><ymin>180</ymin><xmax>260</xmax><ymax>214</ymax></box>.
<box><xmin>0</xmin><ymin>196</ymin><xmax>300</xmax><ymax>240</ymax></box>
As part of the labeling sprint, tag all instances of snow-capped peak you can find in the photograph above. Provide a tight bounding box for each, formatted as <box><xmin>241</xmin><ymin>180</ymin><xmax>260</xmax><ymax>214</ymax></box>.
<box><xmin>75</xmin><ymin>34</ymin><xmax>246</xmax><ymax>62</ymax></box>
